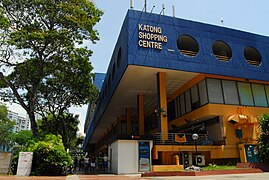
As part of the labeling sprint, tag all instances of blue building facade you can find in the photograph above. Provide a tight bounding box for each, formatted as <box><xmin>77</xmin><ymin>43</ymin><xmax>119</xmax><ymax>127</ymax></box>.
<box><xmin>84</xmin><ymin>9</ymin><xmax>269</xmax><ymax>173</ymax></box>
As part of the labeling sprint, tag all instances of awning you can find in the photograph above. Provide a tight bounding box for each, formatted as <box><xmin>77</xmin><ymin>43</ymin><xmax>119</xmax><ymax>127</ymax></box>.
<box><xmin>227</xmin><ymin>114</ymin><xmax>257</xmax><ymax>125</ymax></box>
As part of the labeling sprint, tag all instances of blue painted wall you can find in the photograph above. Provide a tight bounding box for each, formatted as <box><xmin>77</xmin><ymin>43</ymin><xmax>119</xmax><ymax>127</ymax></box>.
<box><xmin>84</xmin><ymin>12</ymin><xmax>130</xmax><ymax>146</ymax></box>
<box><xmin>127</xmin><ymin>10</ymin><xmax>269</xmax><ymax>81</ymax></box>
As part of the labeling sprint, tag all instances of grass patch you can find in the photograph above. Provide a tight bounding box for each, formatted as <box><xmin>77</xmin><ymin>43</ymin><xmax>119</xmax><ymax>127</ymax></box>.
<box><xmin>203</xmin><ymin>164</ymin><xmax>237</xmax><ymax>171</ymax></box>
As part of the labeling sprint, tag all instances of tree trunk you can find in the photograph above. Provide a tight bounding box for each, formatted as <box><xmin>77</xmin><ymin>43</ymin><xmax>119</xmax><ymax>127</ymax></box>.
<box><xmin>28</xmin><ymin>109</ymin><xmax>39</xmax><ymax>137</ymax></box>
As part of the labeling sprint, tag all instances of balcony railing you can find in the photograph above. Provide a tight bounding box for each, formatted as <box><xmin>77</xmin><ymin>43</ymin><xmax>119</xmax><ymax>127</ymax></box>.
<box><xmin>154</xmin><ymin>133</ymin><xmax>225</xmax><ymax>146</ymax></box>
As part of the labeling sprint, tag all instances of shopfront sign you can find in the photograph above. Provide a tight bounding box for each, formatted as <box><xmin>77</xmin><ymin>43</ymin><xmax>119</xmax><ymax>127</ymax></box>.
<box><xmin>138</xmin><ymin>24</ymin><xmax>167</xmax><ymax>50</ymax></box>
<box><xmin>138</xmin><ymin>141</ymin><xmax>150</xmax><ymax>172</ymax></box>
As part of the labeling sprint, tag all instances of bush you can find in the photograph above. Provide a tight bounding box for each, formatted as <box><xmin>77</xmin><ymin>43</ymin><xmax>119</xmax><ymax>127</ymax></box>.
<box><xmin>24</xmin><ymin>134</ymin><xmax>73</xmax><ymax>176</ymax></box>
<box><xmin>257</xmin><ymin>114</ymin><xmax>269</xmax><ymax>164</ymax></box>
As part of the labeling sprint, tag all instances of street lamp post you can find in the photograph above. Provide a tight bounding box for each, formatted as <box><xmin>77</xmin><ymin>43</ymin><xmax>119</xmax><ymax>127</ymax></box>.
<box><xmin>192</xmin><ymin>133</ymin><xmax>198</xmax><ymax>166</ymax></box>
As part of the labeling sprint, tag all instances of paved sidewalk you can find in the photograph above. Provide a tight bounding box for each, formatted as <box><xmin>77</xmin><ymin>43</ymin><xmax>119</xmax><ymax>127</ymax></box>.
<box><xmin>2</xmin><ymin>172</ymin><xmax>269</xmax><ymax>180</ymax></box>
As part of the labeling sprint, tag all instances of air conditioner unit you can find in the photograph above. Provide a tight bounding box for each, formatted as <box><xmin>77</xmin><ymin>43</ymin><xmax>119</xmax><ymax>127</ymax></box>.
<box><xmin>196</xmin><ymin>155</ymin><xmax>205</xmax><ymax>166</ymax></box>
<box><xmin>182</xmin><ymin>152</ymin><xmax>192</xmax><ymax>166</ymax></box>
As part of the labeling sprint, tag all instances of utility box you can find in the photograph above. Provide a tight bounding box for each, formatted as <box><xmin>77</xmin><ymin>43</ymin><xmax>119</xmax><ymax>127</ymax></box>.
<box><xmin>182</xmin><ymin>152</ymin><xmax>192</xmax><ymax>166</ymax></box>
<box><xmin>108</xmin><ymin>140</ymin><xmax>153</xmax><ymax>174</ymax></box>
<box><xmin>239</xmin><ymin>144</ymin><xmax>259</xmax><ymax>163</ymax></box>
<box><xmin>196</xmin><ymin>155</ymin><xmax>206</xmax><ymax>166</ymax></box>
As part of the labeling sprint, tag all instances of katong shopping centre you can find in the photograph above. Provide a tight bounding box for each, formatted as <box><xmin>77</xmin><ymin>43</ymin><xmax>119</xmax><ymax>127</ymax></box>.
<box><xmin>83</xmin><ymin>9</ymin><xmax>269</xmax><ymax>174</ymax></box>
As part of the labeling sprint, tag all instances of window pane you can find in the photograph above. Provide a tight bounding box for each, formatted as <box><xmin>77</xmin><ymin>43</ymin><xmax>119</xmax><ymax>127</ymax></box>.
<box><xmin>207</xmin><ymin>78</ymin><xmax>224</xmax><ymax>103</ymax></box>
<box><xmin>252</xmin><ymin>84</ymin><xmax>268</xmax><ymax>107</ymax></box>
<box><xmin>168</xmin><ymin>100</ymin><xmax>176</xmax><ymax>121</ymax></box>
<box><xmin>237</xmin><ymin>82</ymin><xmax>254</xmax><ymax>106</ymax></box>
<box><xmin>185</xmin><ymin>90</ymin><xmax>191</xmax><ymax>113</ymax></box>
<box><xmin>222</xmin><ymin>80</ymin><xmax>239</xmax><ymax>105</ymax></box>
<box><xmin>191</xmin><ymin>85</ymin><xmax>199</xmax><ymax>103</ymax></box>
<box><xmin>175</xmin><ymin>97</ymin><xmax>181</xmax><ymax>117</ymax></box>
<box><xmin>265</xmin><ymin>85</ymin><xmax>269</xmax><ymax>106</ymax></box>
<box><xmin>198</xmin><ymin>80</ymin><xmax>208</xmax><ymax>105</ymax></box>
<box><xmin>180</xmin><ymin>94</ymin><xmax>185</xmax><ymax>115</ymax></box>
<box><xmin>191</xmin><ymin>85</ymin><xmax>200</xmax><ymax>110</ymax></box>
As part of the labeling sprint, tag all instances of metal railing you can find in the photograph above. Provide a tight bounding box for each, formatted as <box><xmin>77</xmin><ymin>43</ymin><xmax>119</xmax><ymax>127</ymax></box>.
<box><xmin>179</xmin><ymin>49</ymin><xmax>198</xmax><ymax>57</ymax></box>
<box><xmin>154</xmin><ymin>133</ymin><xmax>225</xmax><ymax>146</ymax></box>
<box><xmin>215</xmin><ymin>54</ymin><xmax>231</xmax><ymax>61</ymax></box>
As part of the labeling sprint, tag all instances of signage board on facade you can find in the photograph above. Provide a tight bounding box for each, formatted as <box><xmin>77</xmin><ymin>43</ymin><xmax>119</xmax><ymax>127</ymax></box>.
<box><xmin>138</xmin><ymin>24</ymin><xmax>167</xmax><ymax>50</ymax></box>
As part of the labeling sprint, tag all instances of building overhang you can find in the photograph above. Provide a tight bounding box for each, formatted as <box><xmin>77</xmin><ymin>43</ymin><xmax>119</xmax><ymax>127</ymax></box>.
<box><xmin>89</xmin><ymin>65</ymin><xmax>199</xmax><ymax>143</ymax></box>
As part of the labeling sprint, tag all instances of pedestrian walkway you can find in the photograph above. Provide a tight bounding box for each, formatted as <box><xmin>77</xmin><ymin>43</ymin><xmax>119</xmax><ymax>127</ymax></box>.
<box><xmin>2</xmin><ymin>173</ymin><xmax>269</xmax><ymax>180</ymax></box>
<box><xmin>66</xmin><ymin>167</ymin><xmax>143</xmax><ymax>180</ymax></box>
<box><xmin>68</xmin><ymin>174</ymin><xmax>142</xmax><ymax>180</ymax></box>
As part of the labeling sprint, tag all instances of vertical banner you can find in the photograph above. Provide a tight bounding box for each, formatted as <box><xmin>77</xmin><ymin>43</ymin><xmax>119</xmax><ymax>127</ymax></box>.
<box><xmin>0</xmin><ymin>152</ymin><xmax>12</xmax><ymax>174</ymax></box>
<box><xmin>138</xmin><ymin>141</ymin><xmax>150</xmax><ymax>172</ymax></box>
<box><xmin>16</xmin><ymin>152</ymin><xmax>33</xmax><ymax>176</ymax></box>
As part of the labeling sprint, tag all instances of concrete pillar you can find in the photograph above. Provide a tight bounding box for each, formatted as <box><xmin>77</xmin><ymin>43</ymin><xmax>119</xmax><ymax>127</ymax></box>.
<box><xmin>157</xmin><ymin>72</ymin><xmax>168</xmax><ymax>141</ymax></box>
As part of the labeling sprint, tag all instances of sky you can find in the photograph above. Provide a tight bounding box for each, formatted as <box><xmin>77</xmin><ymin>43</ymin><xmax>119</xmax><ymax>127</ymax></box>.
<box><xmin>6</xmin><ymin>0</ymin><xmax>269</xmax><ymax>134</ymax></box>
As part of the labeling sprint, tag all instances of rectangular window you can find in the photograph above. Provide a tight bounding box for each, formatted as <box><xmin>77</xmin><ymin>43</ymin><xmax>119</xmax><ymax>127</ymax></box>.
<box><xmin>191</xmin><ymin>85</ymin><xmax>200</xmax><ymax>110</ymax></box>
<box><xmin>237</xmin><ymin>82</ymin><xmax>254</xmax><ymax>106</ymax></box>
<box><xmin>265</xmin><ymin>85</ymin><xmax>269</xmax><ymax>105</ymax></box>
<box><xmin>252</xmin><ymin>84</ymin><xmax>268</xmax><ymax>107</ymax></box>
<box><xmin>198</xmin><ymin>80</ymin><xmax>208</xmax><ymax>106</ymax></box>
<box><xmin>175</xmin><ymin>97</ymin><xmax>181</xmax><ymax>117</ymax></box>
<box><xmin>180</xmin><ymin>94</ymin><xmax>185</xmax><ymax>115</ymax></box>
<box><xmin>207</xmin><ymin>78</ymin><xmax>224</xmax><ymax>104</ymax></box>
<box><xmin>185</xmin><ymin>90</ymin><xmax>191</xmax><ymax>113</ymax></box>
<box><xmin>167</xmin><ymin>100</ymin><xmax>176</xmax><ymax>121</ymax></box>
<box><xmin>222</xmin><ymin>80</ymin><xmax>239</xmax><ymax>105</ymax></box>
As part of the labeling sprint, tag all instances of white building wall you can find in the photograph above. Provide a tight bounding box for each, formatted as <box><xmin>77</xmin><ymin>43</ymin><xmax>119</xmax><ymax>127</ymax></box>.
<box><xmin>109</xmin><ymin>140</ymin><xmax>153</xmax><ymax>174</ymax></box>
<box><xmin>109</xmin><ymin>141</ymin><xmax>118</xmax><ymax>174</ymax></box>
<box><xmin>7</xmin><ymin>110</ymin><xmax>30</xmax><ymax>132</ymax></box>
<box><xmin>118</xmin><ymin>140</ymin><xmax>139</xmax><ymax>174</ymax></box>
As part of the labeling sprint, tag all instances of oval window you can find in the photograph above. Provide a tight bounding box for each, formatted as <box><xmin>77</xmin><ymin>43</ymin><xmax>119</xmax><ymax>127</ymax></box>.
<box><xmin>177</xmin><ymin>35</ymin><xmax>199</xmax><ymax>57</ymax></box>
<box><xmin>117</xmin><ymin>47</ymin><xmax>122</xmax><ymax>68</ymax></box>
<box><xmin>212</xmin><ymin>41</ymin><xmax>232</xmax><ymax>62</ymax></box>
<box><xmin>244</xmin><ymin>46</ymin><xmax>262</xmax><ymax>67</ymax></box>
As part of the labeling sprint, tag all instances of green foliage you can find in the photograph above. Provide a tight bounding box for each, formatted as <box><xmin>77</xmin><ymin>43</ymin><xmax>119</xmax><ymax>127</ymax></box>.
<box><xmin>257</xmin><ymin>114</ymin><xmax>269</xmax><ymax>164</ymax></box>
<box><xmin>203</xmin><ymin>164</ymin><xmax>236</xmax><ymax>171</ymax></box>
<box><xmin>10</xmin><ymin>130</ymin><xmax>33</xmax><ymax>146</ymax></box>
<box><xmin>10</xmin><ymin>150</ymin><xmax>19</xmax><ymax>175</ymax></box>
<box><xmin>39</xmin><ymin>113</ymin><xmax>79</xmax><ymax>150</ymax></box>
<box><xmin>208</xmin><ymin>163</ymin><xmax>218</xmax><ymax>170</ymax></box>
<box><xmin>24</xmin><ymin>134</ymin><xmax>73</xmax><ymax>176</ymax></box>
<box><xmin>0</xmin><ymin>0</ymin><xmax>103</xmax><ymax>137</ymax></box>
<box><xmin>0</xmin><ymin>104</ymin><xmax>15</xmax><ymax>145</ymax></box>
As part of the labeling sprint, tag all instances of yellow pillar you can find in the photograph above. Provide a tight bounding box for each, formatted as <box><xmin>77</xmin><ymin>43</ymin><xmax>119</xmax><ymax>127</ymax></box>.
<box><xmin>174</xmin><ymin>155</ymin><xmax>180</xmax><ymax>165</ymax></box>
<box><xmin>239</xmin><ymin>144</ymin><xmax>247</xmax><ymax>162</ymax></box>
<box><xmin>126</xmin><ymin>108</ymin><xmax>131</xmax><ymax>134</ymax></box>
<box><xmin>138</xmin><ymin>94</ymin><xmax>145</xmax><ymax>135</ymax></box>
<box><xmin>157</xmin><ymin>72</ymin><xmax>168</xmax><ymax>141</ymax></box>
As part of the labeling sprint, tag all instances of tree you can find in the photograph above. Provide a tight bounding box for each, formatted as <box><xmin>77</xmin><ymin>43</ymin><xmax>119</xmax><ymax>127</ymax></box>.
<box><xmin>24</xmin><ymin>134</ymin><xmax>73</xmax><ymax>176</ymax></box>
<box><xmin>0</xmin><ymin>104</ymin><xmax>15</xmax><ymax>145</ymax></box>
<box><xmin>39</xmin><ymin>113</ymin><xmax>79</xmax><ymax>149</ymax></box>
<box><xmin>0</xmin><ymin>0</ymin><xmax>103</xmax><ymax>137</ymax></box>
<box><xmin>10</xmin><ymin>130</ymin><xmax>33</xmax><ymax>146</ymax></box>
<box><xmin>257</xmin><ymin>114</ymin><xmax>269</xmax><ymax>164</ymax></box>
